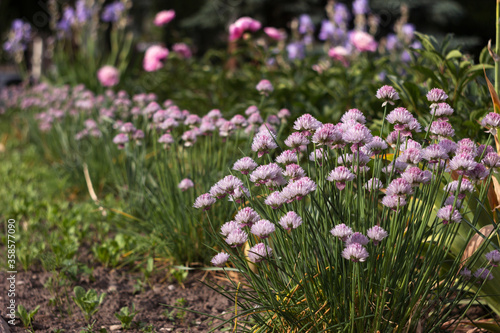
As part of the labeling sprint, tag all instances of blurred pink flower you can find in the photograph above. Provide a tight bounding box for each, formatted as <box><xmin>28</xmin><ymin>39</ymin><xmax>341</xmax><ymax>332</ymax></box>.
<box><xmin>229</xmin><ymin>16</ymin><xmax>261</xmax><ymax>41</ymax></box>
<box><xmin>172</xmin><ymin>43</ymin><xmax>192</xmax><ymax>59</ymax></box>
<box><xmin>264</xmin><ymin>27</ymin><xmax>286</xmax><ymax>41</ymax></box>
<box><xmin>154</xmin><ymin>10</ymin><xmax>175</xmax><ymax>26</ymax></box>
<box><xmin>97</xmin><ymin>65</ymin><xmax>119</xmax><ymax>87</ymax></box>
<box><xmin>350</xmin><ymin>31</ymin><xmax>377</xmax><ymax>52</ymax></box>
<box><xmin>328</xmin><ymin>46</ymin><xmax>349</xmax><ymax>66</ymax></box>
<box><xmin>143</xmin><ymin>45</ymin><xmax>169</xmax><ymax>72</ymax></box>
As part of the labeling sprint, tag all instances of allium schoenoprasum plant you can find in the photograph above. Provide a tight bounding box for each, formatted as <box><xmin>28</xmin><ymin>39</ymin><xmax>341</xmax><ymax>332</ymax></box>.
<box><xmin>199</xmin><ymin>86</ymin><xmax>500</xmax><ymax>332</ymax></box>
<box><xmin>5</xmin><ymin>80</ymin><xmax>291</xmax><ymax>265</ymax></box>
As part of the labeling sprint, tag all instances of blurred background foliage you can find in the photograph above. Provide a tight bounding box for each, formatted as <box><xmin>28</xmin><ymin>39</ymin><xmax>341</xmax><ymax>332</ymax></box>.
<box><xmin>0</xmin><ymin>0</ymin><xmax>495</xmax><ymax>62</ymax></box>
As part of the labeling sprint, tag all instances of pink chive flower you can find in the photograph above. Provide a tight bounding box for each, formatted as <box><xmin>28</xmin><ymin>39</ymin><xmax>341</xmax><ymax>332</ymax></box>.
<box><xmin>172</xmin><ymin>43</ymin><xmax>192</xmax><ymax>59</ymax></box>
<box><xmin>256</xmin><ymin>79</ymin><xmax>274</xmax><ymax>95</ymax></box>
<box><xmin>448</xmin><ymin>153</ymin><xmax>477</xmax><ymax>175</ymax></box>
<box><xmin>386</xmin><ymin>107</ymin><xmax>414</xmax><ymax>129</ymax></box>
<box><xmin>251</xmin><ymin>132</ymin><xmax>278</xmax><ymax>157</ymax></box>
<box><xmin>466</xmin><ymin>164</ymin><xmax>489</xmax><ymax>183</ymax></box>
<box><xmin>326</xmin><ymin>166</ymin><xmax>355</xmax><ymax>190</ymax></box>
<box><xmin>279</xmin><ymin>211</ymin><xmax>303</xmax><ymax>230</ymax></box>
<box><xmin>211</xmin><ymin>252</ymin><xmax>230</xmax><ymax>267</ymax></box>
<box><xmin>219</xmin><ymin>120</ymin><xmax>236</xmax><ymax>137</ymax></box>
<box><xmin>362</xmin><ymin>136</ymin><xmax>388</xmax><ymax>155</ymax></box>
<box><xmin>178</xmin><ymin>178</ymin><xmax>194</xmax><ymax>191</ymax></box>
<box><xmin>97</xmin><ymin>65</ymin><xmax>119</xmax><ymax>87</ymax></box>
<box><xmin>184</xmin><ymin>114</ymin><xmax>201</xmax><ymax>127</ymax></box>
<box><xmin>160</xmin><ymin>118</ymin><xmax>179</xmax><ymax>131</ymax></box>
<box><xmin>376</xmin><ymin>85</ymin><xmax>400</xmax><ymax>106</ymax></box>
<box><xmin>264</xmin><ymin>27</ymin><xmax>286</xmax><ymax>40</ymax></box>
<box><xmin>283</xmin><ymin>164</ymin><xmax>306</xmax><ymax>181</ymax></box>
<box><xmin>426</xmin><ymin>88</ymin><xmax>448</xmax><ymax>103</ymax></box>
<box><xmin>234</xmin><ymin>207</ymin><xmax>260</xmax><ymax>227</ymax></box>
<box><xmin>482</xmin><ymin>152</ymin><xmax>500</xmax><ymax>169</ymax></box>
<box><xmin>285</xmin><ymin>132</ymin><xmax>310</xmax><ymax>150</ymax></box>
<box><xmin>158</xmin><ymin>133</ymin><xmax>174</xmax><ymax>147</ymax></box>
<box><xmin>247</xmin><ymin>243</ymin><xmax>272</xmax><ymax>263</ymax></box>
<box><xmin>436</xmin><ymin>205</ymin><xmax>462</xmax><ymax>224</ymax></box>
<box><xmin>293</xmin><ymin>114</ymin><xmax>322</xmax><ymax>135</ymax></box>
<box><xmin>132</xmin><ymin>130</ymin><xmax>144</xmax><ymax>142</ymax></box>
<box><xmin>342</xmin><ymin>243</ymin><xmax>369</xmax><ymax>262</ymax></box>
<box><xmin>230</xmin><ymin>114</ymin><xmax>248</xmax><ymax>127</ymax></box>
<box><xmin>364</xmin><ymin>178</ymin><xmax>383</xmax><ymax>191</ymax></box>
<box><xmin>422</xmin><ymin>144</ymin><xmax>448</xmax><ymax>164</ymax></box>
<box><xmin>444</xmin><ymin>195</ymin><xmax>463</xmax><ymax>209</ymax></box>
<box><xmin>330</xmin><ymin>223</ymin><xmax>353</xmax><ymax>241</ymax></box>
<box><xmin>278</xmin><ymin>108</ymin><xmax>291</xmax><ymax>119</ymax></box>
<box><xmin>477</xmin><ymin>145</ymin><xmax>495</xmax><ymax>158</ymax></box>
<box><xmin>113</xmin><ymin>133</ymin><xmax>128</xmax><ymax>149</ymax></box>
<box><xmin>220</xmin><ymin>221</ymin><xmax>241</xmax><ymax>237</ymax></box>
<box><xmin>486</xmin><ymin>250</ymin><xmax>500</xmax><ymax>266</ymax></box>
<box><xmin>249</xmin><ymin>163</ymin><xmax>283</xmax><ymax>185</ymax></box>
<box><xmin>456</xmin><ymin>138</ymin><xmax>477</xmax><ymax>156</ymax></box>
<box><xmin>367</xmin><ymin>225</ymin><xmax>388</xmax><ymax>245</ymax></box>
<box><xmin>382</xmin><ymin>195</ymin><xmax>407</xmax><ymax>210</ymax></box>
<box><xmin>350</xmin><ymin>31</ymin><xmax>377</xmax><ymax>52</ymax></box>
<box><xmin>247</xmin><ymin>113</ymin><xmax>263</xmax><ymax>125</ymax></box>
<box><xmin>120</xmin><ymin>122</ymin><xmax>136</xmax><ymax>133</ymax></box>
<box><xmin>431</xmin><ymin>103</ymin><xmax>454</xmax><ymax>119</ymax></box>
<box><xmin>212</xmin><ymin>175</ymin><xmax>244</xmax><ymax>198</ymax></box>
<box><xmin>397</xmin><ymin>147</ymin><xmax>422</xmax><ymax>165</ymax></box>
<box><xmin>401</xmin><ymin>167</ymin><xmax>432</xmax><ymax>186</ymax></box>
<box><xmin>225</xmin><ymin>229</ymin><xmax>248</xmax><ymax>247</ymax></box>
<box><xmin>264</xmin><ymin>191</ymin><xmax>285</xmax><ymax>209</ymax></box>
<box><xmin>281</xmin><ymin>177</ymin><xmax>317</xmax><ymax>203</ymax></box>
<box><xmin>276</xmin><ymin>150</ymin><xmax>298</xmax><ymax>165</ymax></box>
<box><xmin>193</xmin><ymin>193</ymin><xmax>216</xmax><ymax>210</ymax></box>
<box><xmin>481</xmin><ymin>112</ymin><xmax>500</xmax><ymax>135</ymax></box>
<box><xmin>154</xmin><ymin>10</ymin><xmax>175</xmax><ymax>26</ymax></box>
<box><xmin>143</xmin><ymin>45</ymin><xmax>169</xmax><ymax>72</ymax></box>
<box><xmin>341</xmin><ymin>109</ymin><xmax>366</xmax><ymax>125</ymax></box>
<box><xmin>473</xmin><ymin>268</ymin><xmax>494</xmax><ymax>282</ymax></box>
<box><xmin>429</xmin><ymin>121</ymin><xmax>455</xmax><ymax>140</ymax></box>
<box><xmin>386</xmin><ymin>178</ymin><xmax>413</xmax><ymax>197</ymax></box>
<box><xmin>245</xmin><ymin>105</ymin><xmax>259</xmax><ymax>116</ymax></box>
<box><xmin>439</xmin><ymin>139</ymin><xmax>457</xmax><ymax>155</ymax></box>
<box><xmin>228</xmin><ymin>186</ymin><xmax>250</xmax><ymax>204</ymax></box>
<box><xmin>328</xmin><ymin>46</ymin><xmax>350</xmax><ymax>66</ymax></box>
<box><xmin>309</xmin><ymin>148</ymin><xmax>325</xmax><ymax>164</ymax></box>
<box><xmin>181</xmin><ymin>130</ymin><xmax>197</xmax><ymax>147</ymax></box>
<box><xmin>345</xmin><ymin>232</ymin><xmax>369</xmax><ymax>246</ymax></box>
<box><xmin>342</xmin><ymin>123</ymin><xmax>373</xmax><ymax>148</ymax></box>
<box><xmin>250</xmin><ymin>219</ymin><xmax>276</xmax><ymax>239</ymax></box>
<box><xmin>460</xmin><ymin>268</ymin><xmax>472</xmax><ymax>280</ymax></box>
<box><xmin>233</xmin><ymin>157</ymin><xmax>258</xmax><ymax>175</ymax></box>
<box><xmin>444</xmin><ymin>179</ymin><xmax>475</xmax><ymax>199</ymax></box>
<box><xmin>312</xmin><ymin>123</ymin><xmax>341</xmax><ymax>146</ymax></box>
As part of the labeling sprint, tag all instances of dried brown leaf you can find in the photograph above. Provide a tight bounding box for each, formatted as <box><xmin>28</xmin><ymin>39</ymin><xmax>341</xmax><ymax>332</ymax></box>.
<box><xmin>461</xmin><ymin>225</ymin><xmax>495</xmax><ymax>264</ymax></box>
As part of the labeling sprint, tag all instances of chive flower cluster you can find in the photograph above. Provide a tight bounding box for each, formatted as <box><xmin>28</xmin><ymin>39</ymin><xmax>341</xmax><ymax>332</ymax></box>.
<box><xmin>195</xmin><ymin>84</ymin><xmax>499</xmax><ymax>287</ymax></box>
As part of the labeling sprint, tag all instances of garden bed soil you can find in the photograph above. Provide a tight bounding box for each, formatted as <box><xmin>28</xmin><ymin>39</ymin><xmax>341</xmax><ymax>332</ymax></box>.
<box><xmin>0</xmin><ymin>267</ymin><xmax>234</xmax><ymax>332</ymax></box>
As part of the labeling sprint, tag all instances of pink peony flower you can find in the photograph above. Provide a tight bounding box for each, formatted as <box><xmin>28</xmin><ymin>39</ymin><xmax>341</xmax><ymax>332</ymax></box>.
<box><xmin>350</xmin><ymin>31</ymin><xmax>377</xmax><ymax>52</ymax></box>
<box><xmin>97</xmin><ymin>65</ymin><xmax>119</xmax><ymax>87</ymax></box>
<box><xmin>328</xmin><ymin>46</ymin><xmax>350</xmax><ymax>66</ymax></box>
<box><xmin>172</xmin><ymin>43</ymin><xmax>192</xmax><ymax>59</ymax></box>
<box><xmin>143</xmin><ymin>45</ymin><xmax>169</xmax><ymax>72</ymax></box>
<box><xmin>154</xmin><ymin>10</ymin><xmax>175</xmax><ymax>26</ymax></box>
<box><xmin>229</xmin><ymin>17</ymin><xmax>261</xmax><ymax>41</ymax></box>
<box><xmin>264</xmin><ymin>27</ymin><xmax>286</xmax><ymax>40</ymax></box>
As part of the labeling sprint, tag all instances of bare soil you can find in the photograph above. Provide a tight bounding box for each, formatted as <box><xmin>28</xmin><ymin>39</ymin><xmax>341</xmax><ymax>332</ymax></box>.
<box><xmin>0</xmin><ymin>267</ymin><xmax>234</xmax><ymax>333</ymax></box>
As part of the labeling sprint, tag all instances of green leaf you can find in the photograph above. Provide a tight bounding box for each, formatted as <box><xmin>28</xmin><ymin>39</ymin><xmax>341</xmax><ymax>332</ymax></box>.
<box><xmin>74</xmin><ymin>286</ymin><xmax>85</xmax><ymax>300</ymax></box>
<box><xmin>445</xmin><ymin>49</ymin><xmax>462</xmax><ymax>59</ymax></box>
